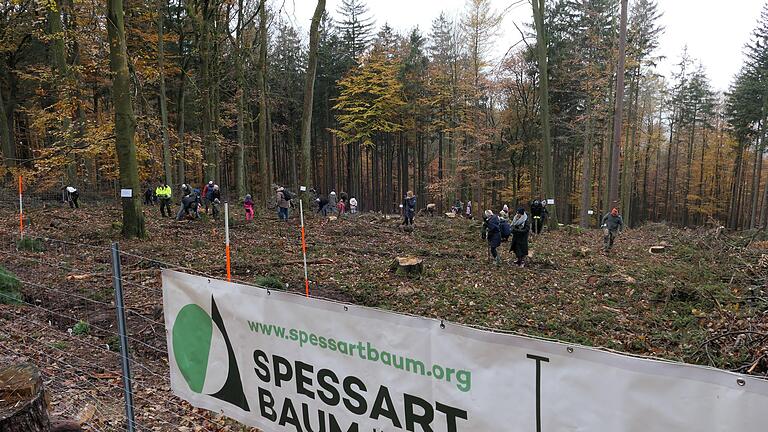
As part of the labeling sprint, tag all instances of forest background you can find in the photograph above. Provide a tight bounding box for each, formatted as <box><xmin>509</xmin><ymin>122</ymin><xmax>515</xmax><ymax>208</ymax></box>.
<box><xmin>2</xmin><ymin>0</ymin><xmax>768</xmax><ymax>235</ymax></box>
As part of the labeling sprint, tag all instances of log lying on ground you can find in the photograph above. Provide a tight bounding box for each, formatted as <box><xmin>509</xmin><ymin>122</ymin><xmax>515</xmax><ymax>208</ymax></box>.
<box><xmin>389</xmin><ymin>257</ymin><xmax>424</xmax><ymax>276</ymax></box>
<box><xmin>0</xmin><ymin>363</ymin><xmax>50</xmax><ymax>432</ymax></box>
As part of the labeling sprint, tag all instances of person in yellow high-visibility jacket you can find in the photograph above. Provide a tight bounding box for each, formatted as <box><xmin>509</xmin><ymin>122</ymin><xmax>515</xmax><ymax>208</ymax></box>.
<box><xmin>155</xmin><ymin>183</ymin><xmax>173</xmax><ymax>217</ymax></box>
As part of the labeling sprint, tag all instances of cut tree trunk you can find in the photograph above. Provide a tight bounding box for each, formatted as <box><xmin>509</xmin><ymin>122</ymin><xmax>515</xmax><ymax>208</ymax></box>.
<box><xmin>0</xmin><ymin>363</ymin><xmax>50</xmax><ymax>432</ymax></box>
<box><xmin>649</xmin><ymin>246</ymin><xmax>666</xmax><ymax>254</ymax></box>
<box><xmin>389</xmin><ymin>257</ymin><xmax>424</xmax><ymax>277</ymax></box>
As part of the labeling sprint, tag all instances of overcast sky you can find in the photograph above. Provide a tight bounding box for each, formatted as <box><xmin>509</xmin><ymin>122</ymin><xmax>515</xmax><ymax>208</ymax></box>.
<box><xmin>284</xmin><ymin>0</ymin><xmax>766</xmax><ymax>92</ymax></box>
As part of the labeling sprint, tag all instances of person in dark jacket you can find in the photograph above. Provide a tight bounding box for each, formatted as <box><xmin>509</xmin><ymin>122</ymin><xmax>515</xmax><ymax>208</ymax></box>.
<box><xmin>483</xmin><ymin>210</ymin><xmax>502</xmax><ymax>266</ymax></box>
<box><xmin>402</xmin><ymin>191</ymin><xmax>417</xmax><ymax>226</ymax></box>
<box><xmin>509</xmin><ymin>207</ymin><xmax>530</xmax><ymax>267</ymax></box>
<box><xmin>176</xmin><ymin>190</ymin><xmax>200</xmax><ymax>220</ymax></box>
<box><xmin>530</xmin><ymin>200</ymin><xmax>546</xmax><ymax>234</ymax></box>
<box><xmin>601</xmin><ymin>208</ymin><xmax>624</xmax><ymax>252</ymax></box>
<box><xmin>209</xmin><ymin>185</ymin><xmax>221</xmax><ymax>219</ymax></box>
<box><xmin>317</xmin><ymin>195</ymin><xmax>330</xmax><ymax>216</ymax></box>
<box><xmin>143</xmin><ymin>185</ymin><xmax>155</xmax><ymax>206</ymax></box>
<box><xmin>203</xmin><ymin>180</ymin><xmax>215</xmax><ymax>214</ymax></box>
<box><xmin>64</xmin><ymin>186</ymin><xmax>79</xmax><ymax>209</ymax></box>
<box><xmin>328</xmin><ymin>191</ymin><xmax>338</xmax><ymax>215</ymax></box>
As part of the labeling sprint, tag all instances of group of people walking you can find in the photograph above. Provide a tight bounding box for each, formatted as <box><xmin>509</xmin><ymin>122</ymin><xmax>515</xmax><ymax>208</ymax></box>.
<box><xmin>483</xmin><ymin>205</ymin><xmax>531</xmax><ymax>267</ymax></box>
<box><xmin>482</xmin><ymin>200</ymin><xmax>624</xmax><ymax>267</ymax></box>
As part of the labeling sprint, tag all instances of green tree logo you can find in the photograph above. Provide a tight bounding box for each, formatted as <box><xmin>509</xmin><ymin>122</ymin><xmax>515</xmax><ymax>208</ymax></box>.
<box><xmin>171</xmin><ymin>296</ymin><xmax>250</xmax><ymax>411</ymax></box>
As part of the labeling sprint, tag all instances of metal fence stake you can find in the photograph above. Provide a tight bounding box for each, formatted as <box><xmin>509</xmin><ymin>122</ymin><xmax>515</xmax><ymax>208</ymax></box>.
<box><xmin>111</xmin><ymin>242</ymin><xmax>136</xmax><ymax>432</ymax></box>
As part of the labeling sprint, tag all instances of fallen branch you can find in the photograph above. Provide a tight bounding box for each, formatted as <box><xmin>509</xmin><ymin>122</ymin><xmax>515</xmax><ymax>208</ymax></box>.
<box><xmin>66</xmin><ymin>268</ymin><xmax>158</xmax><ymax>280</ymax></box>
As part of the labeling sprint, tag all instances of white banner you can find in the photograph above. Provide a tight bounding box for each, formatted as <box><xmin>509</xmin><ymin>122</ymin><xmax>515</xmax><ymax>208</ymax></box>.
<box><xmin>163</xmin><ymin>270</ymin><xmax>768</xmax><ymax>432</ymax></box>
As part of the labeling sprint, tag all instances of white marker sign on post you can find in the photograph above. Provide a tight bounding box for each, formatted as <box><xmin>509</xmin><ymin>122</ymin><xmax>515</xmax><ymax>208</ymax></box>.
<box><xmin>120</xmin><ymin>189</ymin><xmax>133</xmax><ymax>198</ymax></box>
<box><xmin>163</xmin><ymin>271</ymin><xmax>768</xmax><ymax>432</ymax></box>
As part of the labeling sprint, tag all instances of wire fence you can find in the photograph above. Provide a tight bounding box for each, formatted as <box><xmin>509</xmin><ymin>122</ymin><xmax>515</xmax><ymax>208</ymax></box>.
<box><xmin>0</xmin><ymin>227</ymin><xmax>251</xmax><ymax>431</ymax></box>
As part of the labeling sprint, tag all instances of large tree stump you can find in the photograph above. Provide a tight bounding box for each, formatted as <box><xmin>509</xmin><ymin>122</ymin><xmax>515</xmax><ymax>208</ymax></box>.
<box><xmin>390</xmin><ymin>257</ymin><xmax>424</xmax><ymax>277</ymax></box>
<box><xmin>0</xmin><ymin>363</ymin><xmax>50</xmax><ymax>432</ymax></box>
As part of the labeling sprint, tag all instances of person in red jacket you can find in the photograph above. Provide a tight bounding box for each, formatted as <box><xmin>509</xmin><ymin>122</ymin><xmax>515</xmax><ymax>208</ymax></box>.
<box><xmin>337</xmin><ymin>199</ymin><xmax>346</xmax><ymax>216</ymax></box>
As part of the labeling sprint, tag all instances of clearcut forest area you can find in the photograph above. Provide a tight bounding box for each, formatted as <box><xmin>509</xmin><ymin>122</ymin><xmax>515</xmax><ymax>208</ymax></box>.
<box><xmin>0</xmin><ymin>204</ymin><xmax>766</xmax><ymax>429</ymax></box>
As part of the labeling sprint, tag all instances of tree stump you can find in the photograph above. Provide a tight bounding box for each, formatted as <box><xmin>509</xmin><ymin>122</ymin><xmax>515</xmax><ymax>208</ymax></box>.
<box><xmin>390</xmin><ymin>257</ymin><xmax>424</xmax><ymax>277</ymax></box>
<box><xmin>649</xmin><ymin>246</ymin><xmax>666</xmax><ymax>254</ymax></box>
<box><xmin>0</xmin><ymin>363</ymin><xmax>50</xmax><ymax>432</ymax></box>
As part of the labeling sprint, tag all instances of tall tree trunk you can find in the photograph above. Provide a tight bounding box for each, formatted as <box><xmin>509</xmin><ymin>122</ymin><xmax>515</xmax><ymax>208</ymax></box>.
<box><xmin>175</xmin><ymin>20</ymin><xmax>187</xmax><ymax>186</ymax></box>
<box><xmin>256</xmin><ymin>0</ymin><xmax>270</xmax><ymax>203</ymax></box>
<box><xmin>48</xmin><ymin>1</ymin><xmax>75</xmax><ymax>182</ymax></box>
<box><xmin>729</xmin><ymin>143</ymin><xmax>745</xmax><ymax>229</ymax></box>
<box><xmin>580</xmin><ymin>108</ymin><xmax>593</xmax><ymax>228</ymax></box>
<box><xmin>157</xmin><ymin>0</ymin><xmax>172</xmax><ymax>185</ymax></box>
<box><xmin>200</xmin><ymin>12</ymin><xmax>215</xmax><ymax>183</ymax></box>
<box><xmin>609</xmin><ymin>0</ymin><xmax>628</xmax><ymax>208</ymax></box>
<box><xmin>750</xmin><ymin>139</ymin><xmax>763</xmax><ymax>229</ymax></box>
<box><xmin>107</xmin><ymin>0</ymin><xmax>145</xmax><ymax>238</ymax></box>
<box><xmin>300</xmin><ymin>0</ymin><xmax>325</xmax><ymax>196</ymax></box>
<box><xmin>0</xmin><ymin>89</ymin><xmax>13</xmax><ymax>168</ymax></box>
<box><xmin>234</xmin><ymin>0</ymin><xmax>246</xmax><ymax>199</ymax></box>
<box><xmin>698</xmin><ymin>128</ymin><xmax>708</xmax><ymax>225</ymax></box>
<box><xmin>683</xmin><ymin>111</ymin><xmax>698</xmax><ymax>226</ymax></box>
<box><xmin>532</xmin><ymin>0</ymin><xmax>557</xmax><ymax>228</ymax></box>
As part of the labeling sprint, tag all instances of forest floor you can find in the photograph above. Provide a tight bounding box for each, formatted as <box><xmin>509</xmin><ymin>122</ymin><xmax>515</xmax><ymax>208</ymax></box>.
<box><xmin>0</xmin><ymin>202</ymin><xmax>767</xmax><ymax>430</ymax></box>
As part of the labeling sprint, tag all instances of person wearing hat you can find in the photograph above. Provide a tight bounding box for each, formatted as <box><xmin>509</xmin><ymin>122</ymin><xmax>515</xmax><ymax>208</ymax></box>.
<box><xmin>210</xmin><ymin>184</ymin><xmax>221</xmax><ymax>219</ymax></box>
<box><xmin>328</xmin><ymin>191</ymin><xmax>338</xmax><ymax>215</ymax></box>
<box><xmin>510</xmin><ymin>207</ymin><xmax>530</xmax><ymax>267</ymax></box>
<box><xmin>64</xmin><ymin>186</ymin><xmax>79</xmax><ymax>209</ymax></box>
<box><xmin>244</xmin><ymin>194</ymin><xmax>255</xmax><ymax>221</ymax></box>
<box><xmin>203</xmin><ymin>180</ymin><xmax>215</xmax><ymax>214</ymax></box>
<box><xmin>483</xmin><ymin>209</ymin><xmax>502</xmax><ymax>266</ymax></box>
<box><xmin>276</xmin><ymin>186</ymin><xmax>290</xmax><ymax>220</ymax></box>
<box><xmin>601</xmin><ymin>208</ymin><xmax>624</xmax><ymax>252</ymax></box>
